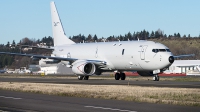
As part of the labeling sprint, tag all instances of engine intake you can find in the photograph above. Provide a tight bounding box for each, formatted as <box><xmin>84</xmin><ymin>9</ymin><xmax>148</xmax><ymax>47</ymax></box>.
<box><xmin>72</xmin><ymin>61</ymin><xmax>96</xmax><ymax>75</ymax></box>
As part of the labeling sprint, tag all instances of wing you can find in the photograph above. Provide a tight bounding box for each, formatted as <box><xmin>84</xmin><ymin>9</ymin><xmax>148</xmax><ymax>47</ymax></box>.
<box><xmin>173</xmin><ymin>54</ymin><xmax>195</xmax><ymax>59</ymax></box>
<box><xmin>0</xmin><ymin>52</ymin><xmax>107</xmax><ymax>67</ymax></box>
<box><xmin>0</xmin><ymin>52</ymin><xmax>77</xmax><ymax>62</ymax></box>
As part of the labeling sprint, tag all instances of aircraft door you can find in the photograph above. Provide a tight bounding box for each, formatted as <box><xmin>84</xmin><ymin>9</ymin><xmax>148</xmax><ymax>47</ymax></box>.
<box><xmin>140</xmin><ymin>45</ymin><xmax>148</xmax><ymax>60</ymax></box>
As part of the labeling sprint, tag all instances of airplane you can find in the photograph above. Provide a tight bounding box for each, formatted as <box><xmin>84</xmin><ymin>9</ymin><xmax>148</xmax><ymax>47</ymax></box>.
<box><xmin>0</xmin><ymin>1</ymin><xmax>194</xmax><ymax>81</ymax></box>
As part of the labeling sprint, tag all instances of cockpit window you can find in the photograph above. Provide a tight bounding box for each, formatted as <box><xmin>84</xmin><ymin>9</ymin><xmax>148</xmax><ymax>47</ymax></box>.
<box><xmin>152</xmin><ymin>49</ymin><xmax>158</xmax><ymax>53</ymax></box>
<box><xmin>166</xmin><ymin>49</ymin><xmax>171</xmax><ymax>52</ymax></box>
<box><xmin>152</xmin><ymin>49</ymin><xmax>171</xmax><ymax>53</ymax></box>
<box><xmin>159</xmin><ymin>49</ymin><xmax>166</xmax><ymax>52</ymax></box>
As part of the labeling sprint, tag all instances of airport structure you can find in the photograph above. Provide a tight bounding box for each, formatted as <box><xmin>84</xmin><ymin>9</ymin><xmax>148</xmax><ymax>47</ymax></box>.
<box><xmin>29</xmin><ymin>59</ymin><xmax>73</xmax><ymax>75</ymax></box>
<box><xmin>164</xmin><ymin>60</ymin><xmax>200</xmax><ymax>75</ymax></box>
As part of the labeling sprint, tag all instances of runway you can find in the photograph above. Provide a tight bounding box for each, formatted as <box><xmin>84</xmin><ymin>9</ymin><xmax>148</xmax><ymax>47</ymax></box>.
<box><xmin>0</xmin><ymin>90</ymin><xmax>199</xmax><ymax>112</ymax></box>
<box><xmin>0</xmin><ymin>76</ymin><xmax>200</xmax><ymax>88</ymax></box>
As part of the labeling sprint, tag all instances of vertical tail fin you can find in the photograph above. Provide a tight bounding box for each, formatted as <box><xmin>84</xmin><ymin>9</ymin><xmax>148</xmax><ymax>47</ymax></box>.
<box><xmin>50</xmin><ymin>1</ymin><xmax>75</xmax><ymax>46</ymax></box>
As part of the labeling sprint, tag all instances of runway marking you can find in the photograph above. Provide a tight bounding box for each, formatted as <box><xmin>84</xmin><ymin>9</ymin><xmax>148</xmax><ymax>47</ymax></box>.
<box><xmin>0</xmin><ymin>96</ymin><xmax>22</xmax><ymax>100</ymax></box>
<box><xmin>85</xmin><ymin>106</ymin><xmax>137</xmax><ymax>112</ymax></box>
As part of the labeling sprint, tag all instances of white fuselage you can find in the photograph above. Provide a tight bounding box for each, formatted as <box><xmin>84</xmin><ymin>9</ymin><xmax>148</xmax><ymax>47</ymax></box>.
<box><xmin>52</xmin><ymin>40</ymin><xmax>173</xmax><ymax>71</ymax></box>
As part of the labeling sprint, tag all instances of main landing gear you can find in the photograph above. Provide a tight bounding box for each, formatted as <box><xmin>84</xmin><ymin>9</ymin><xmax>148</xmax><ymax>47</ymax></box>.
<box><xmin>78</xmin><ymin>76</ymin><xmax>89</xmax><ymax>80</ymax></box>
<box><xmin>153</xmin><ymin>74</ymin><xmax>159</xmax><ymax>81</ymax></box>
<box><xmin>115</xmin><ymin>72</ymin><xmax>126</xmax><ymax>80</ymax></box>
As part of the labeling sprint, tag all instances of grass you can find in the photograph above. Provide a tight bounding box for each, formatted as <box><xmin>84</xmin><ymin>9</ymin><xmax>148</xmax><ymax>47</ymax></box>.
<box><xmin>0</xmin><ymin>82</ymin><xmax>199</xmax><ymax>107</ymax></box>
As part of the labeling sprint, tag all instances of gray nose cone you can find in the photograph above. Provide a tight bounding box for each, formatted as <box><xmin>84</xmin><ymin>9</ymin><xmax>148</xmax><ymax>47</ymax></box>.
<box><xmin>169</xmin><ymin>56</ymin><xmax>174</xmax><ymax>63</ymax></box>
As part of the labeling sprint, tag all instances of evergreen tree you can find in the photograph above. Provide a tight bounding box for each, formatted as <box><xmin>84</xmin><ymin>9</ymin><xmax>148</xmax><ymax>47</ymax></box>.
<box><xmin>174</xmin><ymin>33</ymin><xmax>177</xmax><ymax>37</ymax></box>
<box><xmin>81</xmin><ymin>35</ymin><xmax>86</xmax><ymax>42</ymax></box>
<box><xmin>177</xmin><ymin>33</ymin><xmax>181</xmax><ymax>38</ymax></box>
<box><xmin>188</xmin><ymin>34</ymin><xmax>191</xmax><ymax>38</ymax></box>
<box><xmin>133</xmin><ymin>32</ymin><xmax>137</xmax><ymax>40</ymax></box>
<box><xmin>6</xmin><ymin>42</ymin><xmax>10</xmax><ymax>48</ymax></box>
<box><xmin>12</xmin><ymin>40</ymin><xmax>16</xmax><ymax>46</ymax></box>
<box><xmin>155</xmin><ymin>31</ymin><xmax>160</xmax><ymax>38</ymax></box>
<box><xmin>93</xmin><ymin>34</ymin><xmax>98</xmax><ymax>42</ymax></box>
<box><xmin>86</xmin><ymin>34</ymin><xmax>92</xmax><ymax>42</ymax></box>
<box><xmin>150</xmin><ymin>31</ymin><xmax>154</xmax><ymax>38</ymax></box>
<box><xmin>127</xmin><ymin>32</ymin><xmax>132</xmax><ymax>40</ymax></box>
<box><xmin>146</xmin><ymin>31</ymin><xmax>150</xmax><ymax>39</ymax></box>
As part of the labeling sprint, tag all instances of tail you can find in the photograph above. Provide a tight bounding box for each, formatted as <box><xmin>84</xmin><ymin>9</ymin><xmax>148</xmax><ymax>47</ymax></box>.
<box><xmin>50</xmin><ymin>1</ymin><xmax>75</xmax><ymax>46</ymax></box>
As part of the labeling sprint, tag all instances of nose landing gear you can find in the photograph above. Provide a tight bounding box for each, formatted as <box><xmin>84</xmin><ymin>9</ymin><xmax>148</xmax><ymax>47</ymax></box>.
<box><xmin>153</xmin><ymin>74</ymin><xmax>159</xmax><ymax>81</ymax></box>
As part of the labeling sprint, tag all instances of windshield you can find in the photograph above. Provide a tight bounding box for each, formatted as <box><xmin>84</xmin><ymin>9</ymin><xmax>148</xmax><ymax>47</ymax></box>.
<box><xmin>152</xmin><ymin>49</ymin><xmax>171</xmax><ymax>53</ymax></box>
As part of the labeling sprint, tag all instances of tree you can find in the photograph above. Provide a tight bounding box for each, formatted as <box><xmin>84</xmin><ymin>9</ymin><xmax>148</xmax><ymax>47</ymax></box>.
<box><xmin>150</xmin><ymin>31</ymin><xmax>155</xmax><ymax>38</ymax></box>
<box><xmin>177</xmin><ymin>33</ymin><xmax>181</xmax><ymax>38</ymax></box>
<box><xmin>21</xmin><ymin>37</ymin><xmax>32</xmax><ymax>45</ymax></box>
<box><xmin>188</xmin><ymin>34</ymin><xmax>191</xmax><ymax>38</ymax></box>
<box><xmin>174</xmin><ymin>33</ymin><xmax>177</xmax><ymax>37</ymax></box>
<box><xmin>86</xmin><ymin>34</ymin><xmax>93</xmax><ymax>42</ymax></box>
<box><xmin>6</xmin><ymin>42</ymin><xmax>10</xmax><ymax>48</ymax></box>
<box><xmin>12</xmin><ymin>40</ymin><xmax>16</xmax><ymax>46</ymax></box>
<box><xmin>146</xmin><ymin>31</ymin><xmax>150</xmax><ymax>39</ymax></box>
<box><xmin>127</xmin><ymin>32</ymin><xmax>132</xmax><ymax>40</ymax></box>
<box><xmin>93</xmin><ymin>34</ymin><xmax>98</xmax><ymax>42</ymax></box>
<box><xmin>155</xmin><ymin>31</ymin><xmax>160</xmax><ymax>38</ymax></box>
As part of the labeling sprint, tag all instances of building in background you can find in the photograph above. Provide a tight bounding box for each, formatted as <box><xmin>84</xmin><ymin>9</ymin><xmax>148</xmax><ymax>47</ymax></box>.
<box><xmin>164</xmin><ymin>60</ymin><xmax>200</xmax><ymax>75</ymax></box>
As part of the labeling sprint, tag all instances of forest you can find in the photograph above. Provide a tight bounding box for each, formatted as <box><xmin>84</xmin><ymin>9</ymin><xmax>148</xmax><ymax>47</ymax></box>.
<box><xmin>0</xmin><ymin>29</ymin><xmax>200</xmax><ymax>69</ymax></box>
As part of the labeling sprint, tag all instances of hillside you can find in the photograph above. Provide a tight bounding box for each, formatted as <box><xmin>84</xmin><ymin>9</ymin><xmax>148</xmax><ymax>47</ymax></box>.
<box><xmin>0</xmin><ymin>35</ymin><xmax>199</xmax><ymax>69</ymax></box>
<box><xmin>149</xmin><ymin>38</ymin><xmax>200</xmax><ymax>60</ymax></box>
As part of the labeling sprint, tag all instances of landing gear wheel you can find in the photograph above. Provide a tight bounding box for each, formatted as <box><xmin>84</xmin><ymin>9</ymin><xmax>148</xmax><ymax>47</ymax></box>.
<box><xmin>78</xmin><ymin>76</ymin><xmax>84</xmax><ymax>80</ymax></box>
<box><xmin>156</xmin><ymin>76</ymin><xmax>159</xmax><ymax>81</ymax></box>
<box><xmin>84</xmin><ymin>76</ymin><xmax>89</xmax><ymax>80</ymax></box>
<box><xmin>153</xmin><ymin>75</ymin><xmax>159</xmax><ymax>81</ymax></box>
<box><xmin>120</xmin><ymin>73</ymin><xmax>126</xmax><ymax>80</ymax></box>
<box><xmin>115</xmin><ymin>73</ymin><xmax>120</xmax><ymax>80</ymax></box>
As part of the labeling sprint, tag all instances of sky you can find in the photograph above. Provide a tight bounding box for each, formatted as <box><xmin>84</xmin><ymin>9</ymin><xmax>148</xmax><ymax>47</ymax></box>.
<box><xmin>0</xmin><ymin>0</ymin><xmax>200</xmax><ymax>44</ymax></box>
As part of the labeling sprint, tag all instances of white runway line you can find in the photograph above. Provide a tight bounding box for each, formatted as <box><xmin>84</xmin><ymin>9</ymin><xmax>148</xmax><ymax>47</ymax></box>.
<box><xmin>0</xmin><ymin>96</ymin><xmax>22</xmax><ymax>100</ymax></box>
<box><xmin>85</xmin><ymin>106</ymin><xmax>137</xmax><ymax>112</ymax></box>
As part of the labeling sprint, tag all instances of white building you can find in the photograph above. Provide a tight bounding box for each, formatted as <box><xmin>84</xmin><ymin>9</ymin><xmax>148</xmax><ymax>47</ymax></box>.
<box><xmin>164</xmin><ymin>60</ymin><xmax>200</xmax><ymax>75</ymax></box>
<box><xmin>34</xmin><ymin>59</ymin><xmax>73</xmax><ymax>75</ymax></box>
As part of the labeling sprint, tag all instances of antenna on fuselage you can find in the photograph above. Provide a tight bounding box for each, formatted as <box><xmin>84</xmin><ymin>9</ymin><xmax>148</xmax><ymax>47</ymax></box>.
<box><xmin>137</xmin><ymin>37</ymin><xmax>140</xmax><ymax>41</ymax></box>
<box><xmin>118</xmin><ymin>39</ymin><xmax>120</xmax><ymax>42</ymax></box>
<box><xmin>102</xmin><ymin>38</ymin><xmax>107</xmax><ymax>42</ymax></box>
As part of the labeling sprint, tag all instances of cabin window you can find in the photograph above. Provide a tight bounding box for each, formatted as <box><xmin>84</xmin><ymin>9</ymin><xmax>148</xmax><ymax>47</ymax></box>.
<box><xmin>122</xmin><ymin>49</ymin><xmax>125</xmax><ymax>55</ymax></box>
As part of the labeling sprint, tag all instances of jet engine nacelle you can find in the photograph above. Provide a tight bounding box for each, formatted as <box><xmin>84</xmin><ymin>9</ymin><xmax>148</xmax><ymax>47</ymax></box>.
<box><xmin>137</xmin><ymin>71</ymin><xmax>154</xmax><ymax>76</ymax></box>
<box><xmin>72</xmin><ymin>61</ymin><xmax>96</xmax><ymax>75</ymax></box>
